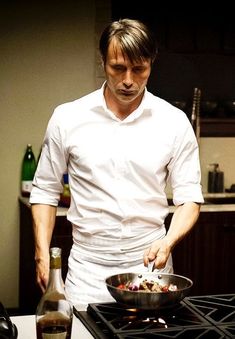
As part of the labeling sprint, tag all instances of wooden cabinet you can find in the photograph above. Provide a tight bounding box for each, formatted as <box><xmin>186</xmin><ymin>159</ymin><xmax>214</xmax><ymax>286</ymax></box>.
<box><xmin>166</xmin><ymin>211</ymin><xmax>235</xmax><ymax>295</ymax></box>
<box><xmin>200</xmin><ymin>118</ymin><xmax>235</xmax><ymax>137</ymax></box>
<box><xmin>19</xmin><ymin>198</ymin><xmax>72</xmax><ymax>315</ymax></box>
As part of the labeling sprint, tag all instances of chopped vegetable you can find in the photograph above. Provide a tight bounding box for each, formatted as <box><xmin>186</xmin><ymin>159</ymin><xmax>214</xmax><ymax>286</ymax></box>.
<box><xmin>117</xmin><ymin>279</ymin><xmax>178</xmax><ymax>293</ymax></box>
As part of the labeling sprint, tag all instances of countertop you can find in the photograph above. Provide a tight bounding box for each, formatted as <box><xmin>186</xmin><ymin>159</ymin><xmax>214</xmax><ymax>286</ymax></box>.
<box><xmin>11</xmin><ymin>314</ymin><xmax>94</xmax><ymax>339</ymax></box>
<box><xmin>19</xmin><ymin>193</ymin><xmax>235</xmax><ymax>213</ymax></box>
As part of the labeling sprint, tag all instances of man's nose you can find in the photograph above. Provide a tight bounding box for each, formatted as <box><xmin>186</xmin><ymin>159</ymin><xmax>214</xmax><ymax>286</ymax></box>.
<box><xmin>122</xmin><ymin>70</ymin><xmax>133</xmax><ymax>87</ymax></box>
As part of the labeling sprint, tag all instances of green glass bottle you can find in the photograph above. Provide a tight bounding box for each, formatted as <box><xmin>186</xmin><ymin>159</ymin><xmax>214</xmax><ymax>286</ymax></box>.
<box><xmin>21</xmin><ymin>143</ymin><xmax>37</xmax><ymax>197</ymax></box>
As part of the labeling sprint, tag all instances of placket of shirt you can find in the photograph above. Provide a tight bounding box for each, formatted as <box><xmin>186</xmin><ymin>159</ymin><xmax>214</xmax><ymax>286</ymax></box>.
<box><xmin>112</xmin><ymin>120</ymin><xmax>132</xmax><ymax>237</ymax></box>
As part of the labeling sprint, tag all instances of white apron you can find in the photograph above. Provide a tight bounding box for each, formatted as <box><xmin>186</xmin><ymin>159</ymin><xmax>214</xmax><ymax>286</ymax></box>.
<box><xmin>65</xmin><ymin>223</ymin><xmax>173</xmax><ymax>311</ymax></box>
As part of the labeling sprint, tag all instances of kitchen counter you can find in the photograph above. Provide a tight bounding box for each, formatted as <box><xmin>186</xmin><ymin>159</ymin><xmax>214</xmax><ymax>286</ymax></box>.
<box><xmin>19</xmin><ymin>194</ymin><xmax>235</xmax><ymax>214</ymax></box>
<box><xmin>169</xmin><ymin>203</ymin><xmax>235</xmax><ymax>213</ymax></box>
<box><xmin>11</xmin><ymin>314</ymin><xmax>94</xmax><ymax>339</ymax></box>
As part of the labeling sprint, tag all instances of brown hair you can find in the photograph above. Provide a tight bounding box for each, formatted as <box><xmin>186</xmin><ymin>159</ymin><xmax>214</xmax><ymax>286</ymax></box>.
<box><xmin>99</xmin><ymin>18</ymin><xmax>158</xmax><ymax>65</ymax></box>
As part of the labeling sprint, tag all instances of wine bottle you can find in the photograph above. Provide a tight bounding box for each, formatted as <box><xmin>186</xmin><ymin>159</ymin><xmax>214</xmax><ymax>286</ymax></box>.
<box><xmin>36</xmin><ymin>247</ymin><xmax>73</xmax><ymax>339</ymax></box>
<box><xmin>21</xmin><ymin>143</ymin><xmax>37</xmax><ymax>197</ymax></box>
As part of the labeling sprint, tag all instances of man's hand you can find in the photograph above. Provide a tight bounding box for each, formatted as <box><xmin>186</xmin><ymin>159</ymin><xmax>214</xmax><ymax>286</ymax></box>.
<box><xmin>143</xmin><ymin>237</ymin><xmax>171</xmax><ymax>270</ymax></box>
<box><xmin>35</xmin><ymin>255</ymin><xmax>50</xmax><ymax>293</ymax></box>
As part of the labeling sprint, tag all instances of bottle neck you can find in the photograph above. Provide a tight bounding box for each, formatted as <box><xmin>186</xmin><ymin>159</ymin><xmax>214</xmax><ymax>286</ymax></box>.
<box><xmin>46</xmin><ymin>247</ymin><xmax>65</xmax><ymax>293</ymax></box>
<box><xmin>46</xmin><ymin>267</ymin><xmax>65</xmax><ymax>293</ymax></box>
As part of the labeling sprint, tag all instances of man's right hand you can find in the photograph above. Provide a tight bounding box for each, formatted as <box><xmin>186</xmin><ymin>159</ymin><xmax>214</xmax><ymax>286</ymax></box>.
<box><xmin>35</xmin><ymin>254</ymin><xmax>50</xmax><ymax>293</ymax></box>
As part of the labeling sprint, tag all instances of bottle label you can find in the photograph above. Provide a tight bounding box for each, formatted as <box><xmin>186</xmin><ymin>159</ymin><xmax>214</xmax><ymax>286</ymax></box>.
<box><xmin>21</xmin><ymin>180</ymin><xmax>33</xmax><ymax>193</ymax></box>
<box><xmin>42</xmin><ymin>327</ymin><xmax>67</xmax><ymax>339</ymax></box>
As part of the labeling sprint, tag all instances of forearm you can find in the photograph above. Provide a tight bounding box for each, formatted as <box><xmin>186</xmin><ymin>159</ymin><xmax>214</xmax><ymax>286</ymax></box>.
<box><xmin>31</xmin><ymin>203</ymin><xmax>57</xmax><ymax>259</ymax></box>
<box><xmin>144</xmin><ymin>202</ymin><xmax>201</xmax><ymax>269</ymax></box>
<box><xmin>31</xmin><ymin>203</ymin><xmax>57</xmax><ymax>291</ymax></box>
<box><xmin>165</xmin><ymin>202</ymin><xmax>201</xmax><ymax>251</ymax></box>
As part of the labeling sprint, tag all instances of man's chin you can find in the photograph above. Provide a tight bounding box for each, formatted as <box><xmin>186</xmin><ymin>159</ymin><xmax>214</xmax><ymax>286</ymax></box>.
<box><xmin>118</xmin><ymin>94</ymin><xmax>137</xmax><ymax>103</ymax></box>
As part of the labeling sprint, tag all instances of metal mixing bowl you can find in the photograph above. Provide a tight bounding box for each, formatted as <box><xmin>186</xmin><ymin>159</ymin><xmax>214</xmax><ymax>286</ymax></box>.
<box><xmin>105</xmin><ymin>273</ymin><xmax>193</xmax><ymax>310</ymax></box>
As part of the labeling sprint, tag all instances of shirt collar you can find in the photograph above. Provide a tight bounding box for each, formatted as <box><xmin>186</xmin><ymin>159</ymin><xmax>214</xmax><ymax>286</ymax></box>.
<box><xmin>93</xmin><ymin>82</ymin><xmax>152</xmax><ymax>123</ymax></box>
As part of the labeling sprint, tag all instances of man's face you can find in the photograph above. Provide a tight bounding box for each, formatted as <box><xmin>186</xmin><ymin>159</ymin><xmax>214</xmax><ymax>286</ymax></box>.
<box><xmin>104</xmin><ymin>39</ymin><xmax>152</xmax><ymax>105</ymax></box>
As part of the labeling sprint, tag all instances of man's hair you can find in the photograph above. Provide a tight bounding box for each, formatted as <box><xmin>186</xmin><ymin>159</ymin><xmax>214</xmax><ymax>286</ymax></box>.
<box><xmin>99</xmin><ymin>18</ymin><xmax>158</xmax><ymax>65</ymax></box>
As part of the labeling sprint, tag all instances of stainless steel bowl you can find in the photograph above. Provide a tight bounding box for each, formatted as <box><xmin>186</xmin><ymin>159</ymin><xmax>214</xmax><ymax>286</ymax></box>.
<box><xmin>105</xmin><ymin>273</ymin><xmax>193</xmax><ymax>310</ymax></box>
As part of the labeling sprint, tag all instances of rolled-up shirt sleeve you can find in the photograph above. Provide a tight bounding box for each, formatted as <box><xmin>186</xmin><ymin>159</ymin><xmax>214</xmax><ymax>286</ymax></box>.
<box><xmin>167</xmin><ymin>115</ymin><xmax>204</xmax><ymax>206</ymax></box>
<box><xmin>30</xmin><ymin>107</ymin><xmax>68</xmax><ymax>206</ymax></box>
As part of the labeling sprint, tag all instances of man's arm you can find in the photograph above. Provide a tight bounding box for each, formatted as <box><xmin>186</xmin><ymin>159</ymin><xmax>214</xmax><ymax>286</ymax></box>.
<box><xmin>31</xmin><ymin>203</ymin><xmax>57</xmax><ymax>292</ymax></box>
<box><xmin>144</xmin><ymin>202</ymin><xmax>201</xmax><ymax>269</ymax></box>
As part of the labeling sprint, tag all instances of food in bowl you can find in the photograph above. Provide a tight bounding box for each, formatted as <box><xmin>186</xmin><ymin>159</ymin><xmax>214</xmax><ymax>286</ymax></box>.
<box><xmin>105</xmin><ymin>273</ymin><xmax>193</xmax><ymax>310</ymax></box>
<box><xmin>117</xmin><ymin>278</ymin><xmax>178</xmax><ymax>292</ymax></box>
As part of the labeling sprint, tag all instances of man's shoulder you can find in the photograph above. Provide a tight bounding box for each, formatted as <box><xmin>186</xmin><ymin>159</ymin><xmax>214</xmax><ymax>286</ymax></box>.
<box><xmin>145</xmin><ymin>91</ymin><xmax>190</xmax><ymax>131</ymax></box>
<box><xmin>55</xmin><ymin>88</ymin><xmax>102</xmax><ymax>113</ymax></box>
<box><xmin>146</xmin><ymin>91</ymin><xmax>186</xmax><ymax>115</ymax></box>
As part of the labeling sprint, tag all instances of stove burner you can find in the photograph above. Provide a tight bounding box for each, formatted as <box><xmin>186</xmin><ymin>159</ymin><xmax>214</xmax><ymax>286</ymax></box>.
<box><xmin>74</xmin><ymin>294</ymin><xmax>235</xmax><ymax>338</ymax></box>
<box><xmin>87</xmin><ymin>301</ymin><xmax>210</xmax><ymax>331</ymax></box>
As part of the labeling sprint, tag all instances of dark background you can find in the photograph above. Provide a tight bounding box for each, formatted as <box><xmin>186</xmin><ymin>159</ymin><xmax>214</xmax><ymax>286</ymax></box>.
<box><xmin>111</xmin><ymin>1</ymin><xmax>235</xmax><ymax>113</ymax></box>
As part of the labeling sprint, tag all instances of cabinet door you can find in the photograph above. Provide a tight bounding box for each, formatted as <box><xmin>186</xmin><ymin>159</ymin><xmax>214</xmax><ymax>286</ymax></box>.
<box><xmin>166</xmin><ymin>212</ymin><xmax>235</xmax><ymax>295</ymax></box>
<box><xmin>19</xmin><ymin>200</ymin><xmax>72</xmax><ymax>314</ymax></box>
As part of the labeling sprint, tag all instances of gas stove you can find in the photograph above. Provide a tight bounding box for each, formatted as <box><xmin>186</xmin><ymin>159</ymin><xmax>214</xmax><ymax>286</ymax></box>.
<box><xmin>74</xmin><ymin>294</ymin><xmax>235</xmax><ymax>338</ymax></box>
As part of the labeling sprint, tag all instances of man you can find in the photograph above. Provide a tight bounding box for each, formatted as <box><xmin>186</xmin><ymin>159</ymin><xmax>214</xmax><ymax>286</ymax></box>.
<box><xmin>30</xmin><ymin>18</ymin><xmax>204</xmax><ymax>310</ymax></box>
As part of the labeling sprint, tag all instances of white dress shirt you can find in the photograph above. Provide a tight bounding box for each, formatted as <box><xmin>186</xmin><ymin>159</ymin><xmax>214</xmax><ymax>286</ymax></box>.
<box><xmin>30</xmin><ymin>84</ymin><xmax>204</xmax><ymax>309</ymax></box>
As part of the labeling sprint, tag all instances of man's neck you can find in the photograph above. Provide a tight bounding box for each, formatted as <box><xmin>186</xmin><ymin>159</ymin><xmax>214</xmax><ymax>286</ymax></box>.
<box><xmin>104</xmin><ymin>86</ymin><xmax>143</xmax><ymax>120</ymax></box>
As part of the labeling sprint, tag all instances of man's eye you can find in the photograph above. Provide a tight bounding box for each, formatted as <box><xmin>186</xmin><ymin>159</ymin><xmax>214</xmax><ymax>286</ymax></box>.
<box><xmin>133</xmin><ymin>67</ymin><xmax>144</xmax><ymax>72</ymax></box>
<box><xmin>113</xmin><ymin>65</ymin><xmax>124</xmax><ymax>71</ymax></box>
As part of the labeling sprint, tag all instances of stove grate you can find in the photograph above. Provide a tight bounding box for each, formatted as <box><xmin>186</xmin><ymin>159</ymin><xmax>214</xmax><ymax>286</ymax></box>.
<box><xmin>115</xmin><ymin>326</ymin><xmax>228</xmax><ymax>338</ymax></box>
<box><xmin>184</xmin><ymin>294</ymin><xmax>235</xmax><ymax>325</ymax></box>
<box><xmin>74</xmin><ymin>295</ymin><xmax>235</xmax><ymax>339</ymax></box>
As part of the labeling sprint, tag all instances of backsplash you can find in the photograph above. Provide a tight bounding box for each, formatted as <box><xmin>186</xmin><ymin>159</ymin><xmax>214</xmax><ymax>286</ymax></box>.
<box><xmin>165</xmin><ymin>137</ymin><xmax>235</xmax><ymax>195</ymax></box>
<box><xmin>200</xmin><ymin>137</ymin><xmax>235</xmax><ymax>193</ymax></box>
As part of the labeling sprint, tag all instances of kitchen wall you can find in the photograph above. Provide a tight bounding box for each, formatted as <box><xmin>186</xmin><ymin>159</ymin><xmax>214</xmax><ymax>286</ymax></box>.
<box><xmin>200</xmin><ymin>138</ymin><xmax>235</xmax><ymax>192</ymax></box>
<box><xmin>0</xmin><ymin>1</ymin><xmax>235</xmax><ymax>309</ymax></box>
<box><xmin>0</xmin><ymin>0</ymin><xmax>110</xmax><ymax>308</ymax></box>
